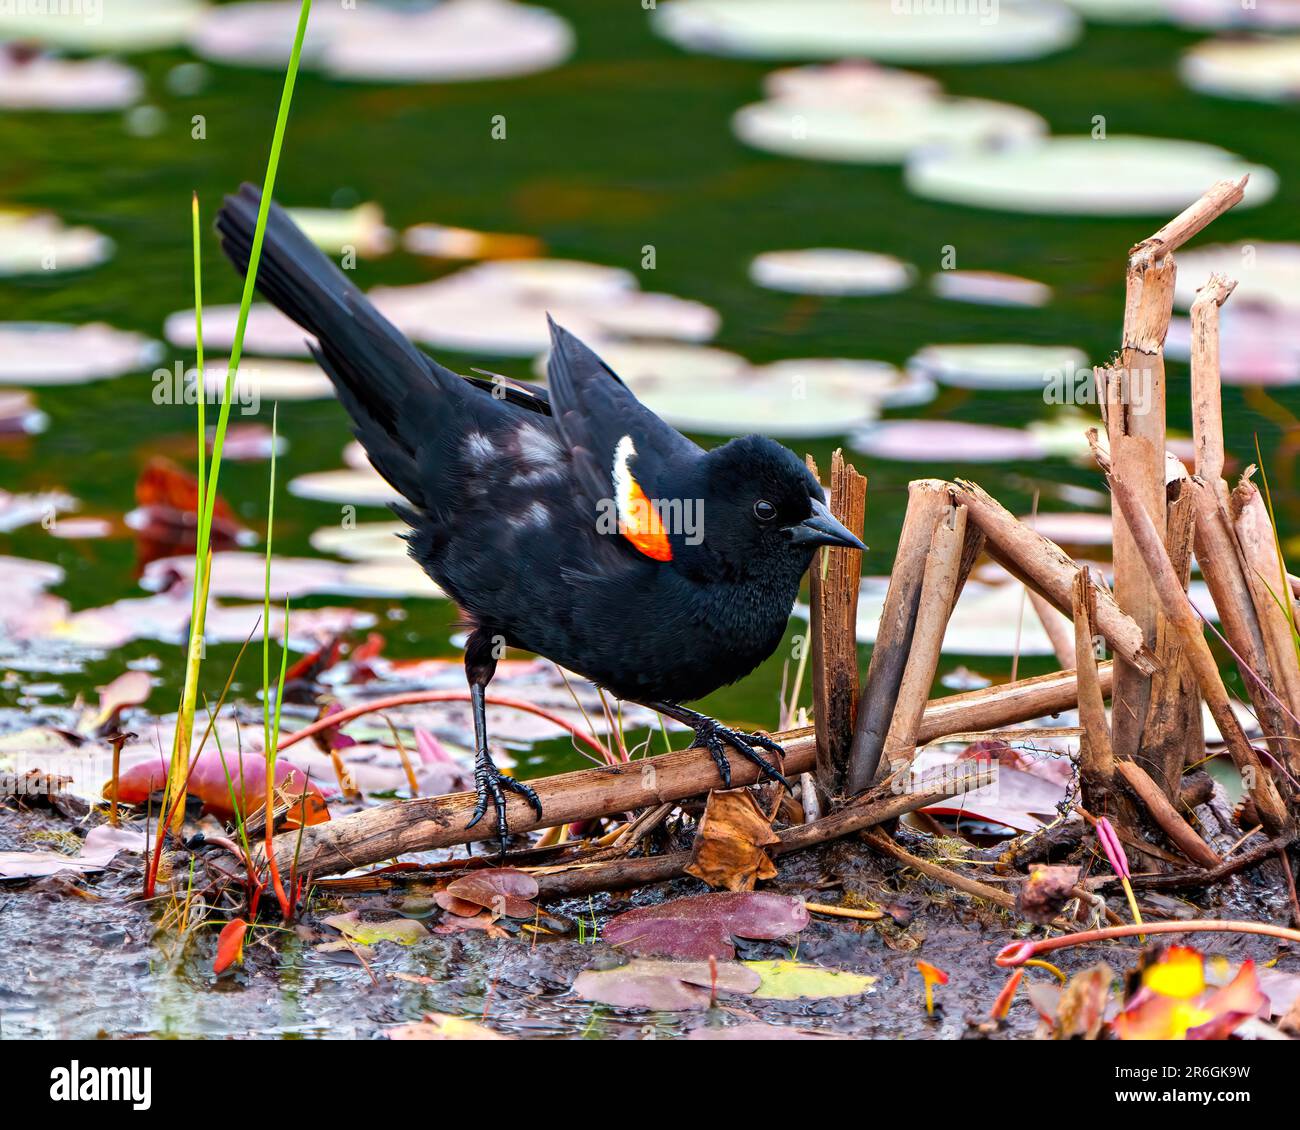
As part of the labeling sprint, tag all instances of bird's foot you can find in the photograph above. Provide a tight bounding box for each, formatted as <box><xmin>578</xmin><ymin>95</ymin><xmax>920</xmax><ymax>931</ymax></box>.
<box><xmin>691</xmin><ymin>717</ymin><xmax>790</xmax><ymax>790</ymax></box>
<box><xmin>466</xmin><ymin>750</ymin><xmax>543</xmax><ymax>856</ymax></box>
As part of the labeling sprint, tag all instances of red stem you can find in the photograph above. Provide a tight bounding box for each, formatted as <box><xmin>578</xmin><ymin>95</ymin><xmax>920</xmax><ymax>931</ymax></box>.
<box><xmin>997</xmin><ymin>919</ymin><xmax>1300</xmax><ymax>967</ymax></box>
<box><xmin>275</xmin><ymin>690</ymin><xmax>615</xmax><ymax>762</ymax></box>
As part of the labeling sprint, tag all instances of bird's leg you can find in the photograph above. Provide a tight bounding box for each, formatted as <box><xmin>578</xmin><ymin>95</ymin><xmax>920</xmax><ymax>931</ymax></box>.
<box><xmin>640</xmin><ymin>701</ymin><xmax>789</xmax><ymax>790</ymax></box>
<box><xmin>463</xmin><ymin>630</ymin><xmax>542</xmax><ymax>855</ymax></box>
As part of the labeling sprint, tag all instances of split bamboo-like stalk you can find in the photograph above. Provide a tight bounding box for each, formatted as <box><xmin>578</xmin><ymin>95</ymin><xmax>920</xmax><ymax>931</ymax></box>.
<box><xmin>1231</xmin><ymin>476</ymin><xmax>1300</xmax><ymax>774</ymax></box>
<box><xmin>1142</xmin><ymin>481</ymin><xmax>1202</xmax><ymax>794</ymax></box>
<box><xmin>1128</xmin><ymin>176</ymin><xmax>1249</xmax><ymax>267</ymax></box>
<box><xmin>1101</xmin><ymin>251</ymin><xmax>1176</xmax><ymax>763</ymax></box>
<box><xmin>1110</xmin><ymin>471</ymin><xmax>1289</xmax><ymax>833</ymax></box>
<box><xmin>878</xmin><ymin>502</ymin><xmax>967</xmax><ymax>776</ymax></box>
<box><xmin>1189</xmin><ymin>273</ymin><xmax>1236</xmax><ymax>494</ymax></box>
<box><xmin>806</xmin><ymin>451</ymin><xmax>868</xmax><ymax>798</ymax></box>
<box><xmin>949</xmin><ymin>478</ymin><xmax>1158</xmax><ymax>676</ymax></box>
<box><xmin>1072</xmin><ymin>565</ymin><xmax>1114</xmax><ymax>813</ymax></box>
<box><xmin>1114</xmin><ymin>759</ymin><xmax>1220</xmax><ymax>870</ymax></box>
<box><xmin>847</xmin><ymin>480</ymin><xmax>955</xmax><ymax>793</ymax></box>
<box><xmin>916</xmin><ymin>663</ymin><xmax>1113</xmax><ymax>744</ymax></box>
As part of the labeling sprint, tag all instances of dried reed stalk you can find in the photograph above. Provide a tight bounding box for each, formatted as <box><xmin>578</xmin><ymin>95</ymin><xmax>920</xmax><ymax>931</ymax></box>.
<box><xmin>1110</xmin><ymin>472</ymin><xmax>1289</xmax><ymax>832</ymax></box>
<box><xmin>1072</xmin><ymin>565</ymin><xmax>1114</xmax><ymax>812</ymax></box>
<box><xmin>1028</xmin><ymin>588</ymin><xmax>1075</xmax><ymax>669</ymax></box>
<box><xmin>950</xmin><ymin>479</ymin><xmax>1158</xmax><ymax>675</ymax></box>
<box><xmin>1142</xmin><ymin>481</ymin><xmax>1202</xmax><ymax>794</ymax></box>
<box><xmin>847</xmin><ymin>480</ymin><xmax>955</xmax><ymax>793</ymax></box>
<box><xmin>878</xmin><ymin>502</ymin><xmax>967</xmax><ymax>775</ymax></box>
<box><xmin>806</xmin><ymin>451</ymin><xmax>868</xmax><ymax>797</ymax></box>
<box><xmin>1190</xmin><ymin>273</ymin><xmax>1236</xmax><ymax>495</ymax></box>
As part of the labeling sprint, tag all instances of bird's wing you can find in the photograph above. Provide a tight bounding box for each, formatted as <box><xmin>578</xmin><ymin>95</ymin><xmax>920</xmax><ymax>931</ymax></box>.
<box><xmin>543</xmin><ymin>317</ymin><xmax>702</xmax><ymax>560</ymax></box>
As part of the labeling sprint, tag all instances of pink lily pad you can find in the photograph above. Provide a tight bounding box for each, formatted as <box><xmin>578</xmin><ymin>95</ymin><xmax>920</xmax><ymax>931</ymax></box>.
<box><xmin>572</xmin><ymin>959</ymin><xmax>761</xmax><ymax>1011</ymax></box>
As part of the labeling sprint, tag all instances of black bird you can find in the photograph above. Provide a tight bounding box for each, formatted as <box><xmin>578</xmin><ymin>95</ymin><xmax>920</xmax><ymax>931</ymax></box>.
<box><xmin>217</xmin><ymin>185</ymin><xmax>865</xmax><ymax>850</ymax></box>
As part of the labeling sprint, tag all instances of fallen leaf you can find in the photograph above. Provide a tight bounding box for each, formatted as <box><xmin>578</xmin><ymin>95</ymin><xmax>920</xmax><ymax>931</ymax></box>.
<box><xmin>214</xmin><ymin>918</ymin><xmax>247</xmax><ymax>974</ymax></box>
<box><xmin>443</xmin><ymin>868</ymin><xmax>538</xmax><ymax>919</ymax></box>
<box><xmin>743</xmin><ymin>959</ymin><xmax>877</xmax><ymax>1000</ymax></box>
<box><xmin>683</xmin><ymin>787</ymin><xmax>779</xmax><ymax>892</ymax></box>
<box><xmin>1053</xmin><ymin>963</ymin><xmax>1114</xmax><ymax>1040</ymax></box>
<box><xmin>602</xmin><ymin>892</ymin><xmax>809</xmax><ymax>960</ymax></box>
<box><xmin>0</xmin><ymin>822</ymin><xmax>147</xmax><ymax>881</ymax></box>
<box><xmin>687</xmin><ymin>1022</ymin><xmax>844</xmax><ymax>1040</ymax></box>
<box><xmin>322</xmin><ymin>911</ymin><xmax>428</xmax><ymax>947</ymax></box>
<box><xmin>385</xmin><ymin>1013</ymin><xmax>512</xmax><ymax>1040</ymax></box>
<box><xmin>571</xmin><ymin>959</ymin><xmax>761</xmax><ymax>1011</ymax></box>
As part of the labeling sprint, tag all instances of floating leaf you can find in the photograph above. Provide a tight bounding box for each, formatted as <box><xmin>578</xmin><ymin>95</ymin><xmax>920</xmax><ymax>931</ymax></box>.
<box><xmin>322</xmin><ymin>912</ymin><xmax>429</xmax><ymax>947</ymax></box>
<box><xmin>744</xmin><ymin>959</ymin><xmax>877</xmax><ymax>1000</ymax></box>
<box><xmin>687</xmin><ymin>1021</ymin><xmax>844</xmax><ymax>1040</ymax></box>
<box><xmin>572</xmin><ymin>959</ymin><xmax>761</xmax><ymax>1011</ymax></box>
<box><xmin>603</xmin><ymin>891</ymin><xmax>809</xmax><ymax>959</ymax></box>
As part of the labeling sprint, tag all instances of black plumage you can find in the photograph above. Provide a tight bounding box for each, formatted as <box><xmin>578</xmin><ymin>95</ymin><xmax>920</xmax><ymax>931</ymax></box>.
<box><xmin>217</xmin><ymin>184</ymin><xmax>865</xmax><ymax>849</ymax></box>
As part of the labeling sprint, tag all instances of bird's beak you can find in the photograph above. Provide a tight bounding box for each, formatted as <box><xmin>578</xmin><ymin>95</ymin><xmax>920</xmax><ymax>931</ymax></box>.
<box><xmin>786</xmin><ymin>497</ymin><xmax>867</xmax><ymax>552</ymax></box>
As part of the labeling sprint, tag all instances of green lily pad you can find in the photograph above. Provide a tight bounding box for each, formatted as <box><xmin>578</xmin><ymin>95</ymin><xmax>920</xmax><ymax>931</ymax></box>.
<box><xmin>743</xmin><ymin>959</ymin><xmax>877</xmax><ymax>1000</ymax></box>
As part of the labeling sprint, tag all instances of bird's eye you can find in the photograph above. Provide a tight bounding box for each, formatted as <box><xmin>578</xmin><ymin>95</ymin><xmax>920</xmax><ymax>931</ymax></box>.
<box><xmin>753</xmin><ymin>499</ymin><xmax>777</xmax><ymax>522</ymax></box>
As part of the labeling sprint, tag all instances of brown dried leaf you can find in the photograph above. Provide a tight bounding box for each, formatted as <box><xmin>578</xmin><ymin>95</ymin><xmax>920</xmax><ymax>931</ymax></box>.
<box><xmin>684</xmin><ymin>787</ymin><xmax>780</xmax><ymax>892</ymax></box>
<box><xmin>1053</xmin><ymin>963</ymin><xmax>1115</xmax><ymax>1040</ymax></box>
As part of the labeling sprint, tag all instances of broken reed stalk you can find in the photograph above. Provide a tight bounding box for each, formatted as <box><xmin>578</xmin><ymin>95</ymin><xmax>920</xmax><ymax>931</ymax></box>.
<box><xmin>1232</xmin><ymin>475</ymin><xmax>1300</xmax><ymax>773</ymax></box>
<box><xmin>1100</xmin><ymin>176</ymin><xmax>1248</xmax><ymax>778</ymax></box>
<box><xmin>916</xmin><ymin>662</ymin><xmax>1113</xmax><ymax>743</ymax></box>
<box><xmin>1072</xmin><ymin>566</ymin><xmax>1114</xmax><ymax>813</ymax></box>
<box><xmin>1113</xmin><ymin>758</ymin><xmax>1220</xmax><ymax>870</ymax></box>
<box><xmin>847</xmin><ymin>480</ymin><xmax>960</xmax><ymax>793</ymax></box>
<box><xmin>1109</xmin><ymin>471</ymin><xmax>1289</xmax><ymax>833</ymax></box>
<box><xmin>531</xmin><ymin>770</ymin><xmax>970</xmax><ymax>900</ymax></box>
<box><xmin>1101</xmin><ymin>253</ymin><xmax>1176</xmax><ymax>768</ymax></box>
<box><xmin>949</xmin><ymin>479</ymin><xmax>1158</xmax><ymax>676</ymax></box>
<box><xmin>879</xmin><ymin>501</ymin><xmax>968</xmax><ymax>774</ymax></box>
<box><xmin>1142</xmin><ymin>481</ymin><xmax>1202</xmax><ymax>795</ymax></box>
<box><xmin>806</xmin><ymin>450</ymin><xmax>868</xmax><ymax>798</ymax></box>
<box><xmin>1190</xmin><ymin>273</ymin><xmax>1237</xmax><ymax>492</ymax></box>
<box><xmin>267</xmin><ymin>662</ymin><xmax>1118</xmax><ymax>876</ymax></box>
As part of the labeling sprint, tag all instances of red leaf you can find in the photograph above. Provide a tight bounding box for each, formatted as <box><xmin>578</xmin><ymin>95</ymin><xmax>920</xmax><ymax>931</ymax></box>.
<box><xmin>214</xmin><ymin>918</ymin><xmax>247</xmax><ymax>974</ymax></box>
<box><xmin>603</xmin><ymin>892</ymin><xmax>809</xmax><ymax>960</ymax></box>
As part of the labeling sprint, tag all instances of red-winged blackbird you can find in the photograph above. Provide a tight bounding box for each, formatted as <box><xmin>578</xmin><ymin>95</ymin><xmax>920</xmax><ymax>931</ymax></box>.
<box><xmin>217</xmin><ymin>185</ymin><xmax>865</xmax><ymax>850</ymax></box>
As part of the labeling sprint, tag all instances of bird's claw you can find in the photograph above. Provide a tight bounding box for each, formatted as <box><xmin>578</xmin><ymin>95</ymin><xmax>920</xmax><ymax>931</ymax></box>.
<box><xmin>693</xmin><ymin>720</ymin><xmax>789</xmax><ymax>790</ymax></box>
<box><xmin>466</xmin><ymin>751</ymin><xmax>543</xmax><ymax>856</ymax></box>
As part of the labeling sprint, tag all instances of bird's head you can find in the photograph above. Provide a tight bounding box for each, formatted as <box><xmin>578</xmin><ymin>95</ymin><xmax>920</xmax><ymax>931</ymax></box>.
<box><xmin>674</xmin><ymin>434</ymin><xmax>866</xmax><ymax>579</ymax></box>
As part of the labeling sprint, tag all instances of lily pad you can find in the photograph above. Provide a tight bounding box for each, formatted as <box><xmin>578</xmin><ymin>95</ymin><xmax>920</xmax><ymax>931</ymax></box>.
<box><xmin>0</xmin><ymin>389</ymin><xmax>48</xmax><ymax>435</ymax></box>
<box><xmin>165</xmin><ymin>302</ymin><xmax>309</xmax><ymax>356</ymax></box>
<box><xmin>654</xmin><ymin>0</ymin><xmax>1081</xmax><ymax>63</ymax></box>
<box><xmin>203</xmin><ymin>357</ymin><xmax>335</xmax><ymax>402</ymax></box>
<box><xmin>0</xmin><ymin>322</ymin><xmax>160</xmax><ymax>384</ymax></box>
<box><xmin>0</xmin><ymin>211</ymin><xmax>112</xmax><ymax>276</ymax></box>
<box><xmin>906</xmin><ymin>135</ymin><xmax>1276</xmax><ymax>215</ymax></box>
<box><xmin>310</xmin><ymin>521</ymin><xmax>408</xmax><ymax>562</ymax></box>
<box><xmin>909</xmin><ymin>343</ymin><xmax>1089</xmax><ymax>391</ymax></box>
<box><xmin>931</xmin><ymin>270</ymin><xmax>1052</xmax><ymax>308</ymax></box>
<box><xmin>0</xmin><ymin>52</ymin><xmax>142</xmax><ymax>111</ymax></box>
<box><xmin>734</xmin><ymin>94</ymin><xmax>1044</xmax><ymax>165</ymax></box>
<box><xmin>0</xmin><ymin>0</ymin><xmax>204</xmax><ymax>52</ymax></box>
<box><xmin>386</xmin><ymin>1013</ymin><xmax>512</xmax><ymax>1040</ymax></box>
<box><xmin>284</xmin><ymin>203</ymin><xmax>394</xmax><ymax>257</ymax></box>
<box><xmin>602</xmin><ymin>891</ymin><xmax>809</xmax><ymax>959</ymax></box>
<box><xmin>288</xmin><ymin>467</ymin><xmax>403</xmax><ymax>508</ymax></box>
<box><xmin>1166</xmin><ymin>307</ymin><xmax>1300</xmax><ymax>386</ymax></box>
<box><xmin>571</xmin><ymin>959</ymin><xmax>762</xmax><ymax>1010</ymax></box>
<box><xmin>749</xmin><ymin>248</ymin><xmax>915</xmax><ymax>295</ymax></box>
<box><xmin>193</xmin><ymin>0</ymin><xmax>573</xmax><ymax>83</ymax></box>
<box><xmin>851</xmin><ymin>419</ymin><xmax>1049</xmax><ymax>463</ymax></box>
<box><xmin>1182</xmin><ymin>35</ymin><xmax>1300</xmax><ymax>103</ymax></box>
<box><xmin>402</xmin><ymin>222</ymin><xmax>543</xmax><ymax>260</ymax></box>
<box><xmin>1171</xmin><ymin>241</ymin><xmax>1300</xmax><ymax>311</ymax></box>
<box><xmin>744</xmin><ymin>959</ymin><xmax>878</xmax><ymax>1000</ymax></box>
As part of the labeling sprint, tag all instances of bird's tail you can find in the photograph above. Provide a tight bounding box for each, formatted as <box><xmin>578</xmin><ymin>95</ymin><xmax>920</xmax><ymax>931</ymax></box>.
<box><xmin>216</xmin><ymin>183</ymin><xmax>453</xmax><ymax>511</ymax></box>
